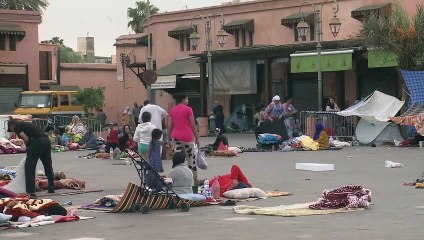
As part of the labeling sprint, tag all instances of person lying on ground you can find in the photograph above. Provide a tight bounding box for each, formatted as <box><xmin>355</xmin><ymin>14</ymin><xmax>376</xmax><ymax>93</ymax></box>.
<box><xmin>313</xmin><ymin>123</ymin><xmax>329</xmax><ymax>149</ymax></box>
<box><xmin>168</xmin><ymin>152</ymin><xmax>206</xmax><ymax>201</ymax></box>
<box><xmin>205</xmin><ymin>165</ymin><xmax>252</xmax><ymax>196</ymax></box>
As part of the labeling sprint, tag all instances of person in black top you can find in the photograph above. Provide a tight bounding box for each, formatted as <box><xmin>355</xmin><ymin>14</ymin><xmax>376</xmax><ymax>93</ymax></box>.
<box><xmin>213</xmin><ymin>100</ymin><xmax>225</xmax><ymax>133</ymax></box>
<box><xmin>7</xmin><ymin>119</ymin><xmax>55</xmax><ymax>197</ymax></box>
<box><xmin>212</xmin><ymin>128</ymin><xmax>229</xmax><ymax>151</ymax></box>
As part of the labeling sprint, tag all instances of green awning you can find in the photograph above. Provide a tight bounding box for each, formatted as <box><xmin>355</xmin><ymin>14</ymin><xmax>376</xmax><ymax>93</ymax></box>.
<box><xmin>368</xmin><ymin>50</ymin><xmax>398</xmax><ymax>68</ymax></box>
<box><xmin>0</xmin><ymin>23</ymin><xmax>25</xmax><ymax>39</ymax></box>
<box><xmin>290</xmin><ymin>50</ymin><xmax>354</xmax><ymax>73</ymax></box>
<box><xmin>168</xmin><ymin>26</ymin><xmax>193</xmax><ymax>39</ymax></box>
<box><xmin>157</xmin><ymin>57</ymin><xmax>200</xmax><ymax>76</ymax></box>
<box><xmin>223</xmin><ymin>19</ymin><xmax>254</xmax><ymax>33</ymax></box>
<box><xmin>281</xmin><ymin>12</ymin><xmax>314</xmax><ymax>28</ymax></box>
<box><xmin>137</xmin><ymin>33</ymin><xmax>152</xmax><ymax>47</ymax></box>
<box><xmin>351</xmin><ymin>3</ymin><xmax>392</xmax><ymax>21</ymax></box>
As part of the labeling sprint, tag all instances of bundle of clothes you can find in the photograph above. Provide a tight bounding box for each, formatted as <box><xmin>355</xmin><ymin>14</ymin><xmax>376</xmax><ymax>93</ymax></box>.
<box><xmin>0</xmin><ymin>138</ymin><xmax>26</xmax><ymax>154</ymax></box>
<box><xmin>0</xmin><ymin>159</ymin><xmax>86</xmax><ymax>198</ymax></box>
<box><xmin>0</xmin><ymin>196</ymin><xmax>80</xmax><ymax>230</ymax></box>
<box><xmin>309</xmin><ymin>185</ymin><xmax>372</xmax><ymax>210</ymax></box>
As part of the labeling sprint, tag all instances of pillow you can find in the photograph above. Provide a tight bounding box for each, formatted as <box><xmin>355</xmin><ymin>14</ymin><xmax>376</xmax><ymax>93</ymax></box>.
<box><xmin>228</xmin><ymin>147</ymin><xmax>242</xmax><ymax>153</ymax></box>
<box><xmin>223</xmin><ymin>188</ymin><xmax>266</xmax><ymax>199</ymax></box>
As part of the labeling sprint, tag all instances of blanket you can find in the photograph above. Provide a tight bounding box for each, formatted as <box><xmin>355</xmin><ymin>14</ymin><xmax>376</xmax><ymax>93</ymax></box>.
<box><xmin>0</xmin><ymin>138</ymin><xmax>26</xmax><ymax>154</ymax></box>
<box><xmin>233</xmin><ymin>202</ymin><xmax>364</xmax><ymax>217</ymax></box>
<box><xmin>309</xmin><ymin>185</ymin><xmax>372</xmax><ymax>210</ymax></box>
<box><xmin>223</xmin><ymin>190</ymin><xmax>292</xmax><ymax>202</ymax></box>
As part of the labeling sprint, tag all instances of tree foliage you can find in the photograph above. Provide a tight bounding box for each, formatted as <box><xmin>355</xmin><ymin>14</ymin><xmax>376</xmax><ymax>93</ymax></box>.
<box><xmin>75</xmin><ymin>87</ymin><xmax>105</xmax><ymax>117</ymax></box>
<box><xmin>354</xmin><ymin>3</ymin><xmax>424</xmax><ymax>70</ymax></box>
<box><xmin>0</xmin><ymin>0</ymin><xmax>49</xmax><ymax>12</ymax></box>
<box><xmin>127</xmin><ymin>0</ymin><xmax>159</xmax><ymax>33</ymax></box>
<box><xmin>49</xmin><ymin>37</ymin><xmax>83</xmax><ymax>63</ymax></box>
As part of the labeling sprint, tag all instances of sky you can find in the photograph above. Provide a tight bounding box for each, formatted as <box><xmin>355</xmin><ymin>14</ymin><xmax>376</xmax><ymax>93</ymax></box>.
<box><xmin>39</xmin><ymin>0</ymin><xmax>226</xmax><ymax>57</ymax></box>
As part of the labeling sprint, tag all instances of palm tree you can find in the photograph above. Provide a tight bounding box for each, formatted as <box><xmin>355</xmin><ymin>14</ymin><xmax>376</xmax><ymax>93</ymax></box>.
<box><xmin>127</xmin><ymin>0</ymin><xmax>159</xmax><ymax>33</ymax></box>
<box><xmin>355</xmin><ymin>3</ymin><xmax>424</xmax><ymax>70</ymax></box>
<box><xmin>0</xmin><ymin>0</ymin><xmax>49</xmax><ymax>13</ymax></box>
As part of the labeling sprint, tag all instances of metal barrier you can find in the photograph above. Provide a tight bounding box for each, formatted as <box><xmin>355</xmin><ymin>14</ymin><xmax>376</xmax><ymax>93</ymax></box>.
<box><xmin>299</xmin><ymin>111</ymin><xmax>357</xmax><ymax>141</ymax></box>
<box><xmin>53</xmin><ymin>116</ymin><xmax>104</xmax><ymax>138</ymax></box>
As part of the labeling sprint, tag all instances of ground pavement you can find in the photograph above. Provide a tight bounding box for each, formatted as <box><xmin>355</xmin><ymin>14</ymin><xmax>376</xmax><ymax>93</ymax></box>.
<box><xmin>0</xmin><ymin>134</ymin><xmax>423</xmax><ymax>240</ymax></box>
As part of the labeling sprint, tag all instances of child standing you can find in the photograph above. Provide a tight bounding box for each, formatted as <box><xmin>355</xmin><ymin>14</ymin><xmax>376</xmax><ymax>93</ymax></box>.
<box><xmin>149</xmin><ymin>129</ymin><xmax>164</xmax><ymax>173</ymax></box>
<box><xmin>105</xmin><ymin>123</ymin><xmax>119</xmax><ymax>153</ymax></box>
<box><xmin>133</xmin><ymin>112</ymin><xmax>157</xmax><ymax>160</ymax></box>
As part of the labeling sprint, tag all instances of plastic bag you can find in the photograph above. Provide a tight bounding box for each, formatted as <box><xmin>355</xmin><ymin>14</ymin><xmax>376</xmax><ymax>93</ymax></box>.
<box><xmin>196</xmin><ymin>149</ymin><xmax>208</xmax><ymax>170</ymax></box>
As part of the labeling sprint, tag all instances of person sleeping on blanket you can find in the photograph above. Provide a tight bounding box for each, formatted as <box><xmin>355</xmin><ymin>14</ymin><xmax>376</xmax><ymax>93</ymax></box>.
<box><xmin>205</xmin><ymin>165</ymin><xmax>252</xmax><ymax>197</ymax></box>
<box><xmin>313</xmin><ymin>123</ymin><xmax>329</xmax><ymax>149</ymax></box>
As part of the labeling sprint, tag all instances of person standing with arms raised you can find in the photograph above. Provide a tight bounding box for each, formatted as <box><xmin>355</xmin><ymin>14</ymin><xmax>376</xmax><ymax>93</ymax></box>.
<box><xmin>7</xmin><ymin>119</ymin><xmax>55</xmax><ymax>198</ymax></box>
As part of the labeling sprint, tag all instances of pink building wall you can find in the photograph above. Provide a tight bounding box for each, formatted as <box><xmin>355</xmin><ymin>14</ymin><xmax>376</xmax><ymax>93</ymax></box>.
<box><xmin>60</xmin><ymin>62</ymin><xmax>174</xmax><ymax>125</ymax></box>
<box><xmin>0</xmin><ymin>10</ymin><xmax>41</xmax><ymax>90</ymax></box>
<box><xmin>110</xmin><ymin>0</ymin><xmax>421</xmax><ymax>120</ymax></box>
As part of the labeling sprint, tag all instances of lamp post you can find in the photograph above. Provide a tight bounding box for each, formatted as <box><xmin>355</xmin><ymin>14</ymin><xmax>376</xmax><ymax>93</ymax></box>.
<box><xmin>146</xmin><ymin>0</ymin><xmax>154</xmax><ymax>103</ymax></box>
<box><xmin>189</xmin><ymin>13</ymin><xmax>228</xmax><ymax>112</ymax></box>
<box><xmin>296</xmin><ymin>0</ymin><xmax>341</xmax><ymax>111</ymax></box>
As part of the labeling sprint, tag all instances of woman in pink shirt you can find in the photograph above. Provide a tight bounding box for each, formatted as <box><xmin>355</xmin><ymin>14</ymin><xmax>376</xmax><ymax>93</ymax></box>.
<box><xmin>169</xmin><ymin>93</ymin><xmax>200</xmax><ymax>187</ymax></box>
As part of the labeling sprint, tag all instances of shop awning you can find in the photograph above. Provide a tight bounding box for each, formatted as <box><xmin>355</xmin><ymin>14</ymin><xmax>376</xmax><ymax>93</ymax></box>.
<box><xmin>290</xmin><ymin>49</ymin><xmax>354</xmax><ymax>73</ymax></box>
<box><xmin>368</xmin><ymin>50</ymin><xmax>398</xmax><ymax>68</ymax></box>
<box><xmin>281</xmin><ymin>12</ymin><xmax>314</xmax><ymax>28</ymax></box>
<box><xmin>0</xmin><ymin>23</ymin><xmax>25</xmax><ymax>39</ymax></box>
<box><xmin>168</xmin><ymin>26</ymin><xmax>194</xmax><ymax>39</ymax></box>
<box><xmin>351</xmin><ymin>3</ymin><xmax>392</xmax><ymax>21</ymax></box>
<box><xmin>223</xmin><ymin>19</ymin><xmax>254</xmax><ymax>33</ymax></box>
<box><xmin>137</xmin><ymin>33</ymin><xmax>152</xmax><ymax>47</ymax></box>
<box><xmin>156</xmin><ymin>57</ymin><xmax>200</xmax><ymax>76</ymax></box>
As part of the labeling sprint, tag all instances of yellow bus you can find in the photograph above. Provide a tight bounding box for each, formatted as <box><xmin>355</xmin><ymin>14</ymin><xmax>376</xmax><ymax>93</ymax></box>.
<box><xmin>14</xmin><ymin>90</ymin><xmax>84</xmax><ymax>117</ymax></box>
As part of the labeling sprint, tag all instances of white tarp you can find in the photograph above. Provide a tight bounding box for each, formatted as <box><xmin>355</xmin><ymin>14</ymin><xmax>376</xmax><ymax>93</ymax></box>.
<box><xmin>213</xmin><ymin>60</ymin><xmax>257</xmax><ymax>95</ymax></box>
<box><xmin>337</xmin><ymin>90</ymin><xmax>404</xmax><ymax>123</ymax></box>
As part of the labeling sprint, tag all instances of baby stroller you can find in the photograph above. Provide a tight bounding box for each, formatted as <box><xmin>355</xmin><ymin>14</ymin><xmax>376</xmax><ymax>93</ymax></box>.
<box><xmin>123</xmin><ymin>149</ymin><xmax>192</xmax><ymax>214</ymax></box>
<box><xmin>254</xmin><ymin>119</ymin><xmax>287</xmax><ymax>150</ymax></box>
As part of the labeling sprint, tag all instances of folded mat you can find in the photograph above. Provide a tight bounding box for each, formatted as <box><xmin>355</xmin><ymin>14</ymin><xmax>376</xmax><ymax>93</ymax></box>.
<box><xmin>223</xmin><ymin>190</ymin><xmax>292</xmax><ymax>202</ymax></box>
<box><xmin>233</xmin><ymin>202</ymin><xmax>364</xmax><ymax>217</ymax></box>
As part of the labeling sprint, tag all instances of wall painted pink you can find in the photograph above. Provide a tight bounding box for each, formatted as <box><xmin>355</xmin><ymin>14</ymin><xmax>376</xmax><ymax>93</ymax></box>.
<box><xmin>0</xmin><ymin>10</ymin><xmax>41</xmax><ymax>90</ymax></box>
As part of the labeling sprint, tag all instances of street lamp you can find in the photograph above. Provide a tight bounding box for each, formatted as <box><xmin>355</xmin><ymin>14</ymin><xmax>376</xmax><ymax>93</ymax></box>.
<box><xmin>189</xmin><ymin>13</ymin><xmax>227</xmax><ymax>112</ymax></box>
<box><xmin>296</xmin><ymin>0</ymin><xmax>341</xmax><ymax>111</ymax></box>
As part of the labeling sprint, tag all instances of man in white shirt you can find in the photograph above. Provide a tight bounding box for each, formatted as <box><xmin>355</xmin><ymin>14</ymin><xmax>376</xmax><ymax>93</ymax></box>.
<box><xmin>138</xmin><ymin>100</ymin><xmax>167</xmax><ymax>130</ymax></box>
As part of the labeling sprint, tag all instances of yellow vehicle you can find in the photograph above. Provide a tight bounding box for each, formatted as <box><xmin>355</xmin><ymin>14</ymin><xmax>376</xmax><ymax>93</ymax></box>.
<box><xmin>14</xmin><ymin>90</ymin><xmax>84</xmax><ymax>117</ymax></box>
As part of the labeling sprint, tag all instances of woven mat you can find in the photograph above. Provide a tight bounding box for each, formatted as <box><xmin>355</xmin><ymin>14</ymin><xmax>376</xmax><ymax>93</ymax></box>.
<box><xmin>37</xmin><ymin>188</ymin><xmax>104</xmax><ymax>197</ymax></box>
<box><xmin>233</xmin><ymin>202</ymin><xmax>364</xmax><ymax>217</ymax></box>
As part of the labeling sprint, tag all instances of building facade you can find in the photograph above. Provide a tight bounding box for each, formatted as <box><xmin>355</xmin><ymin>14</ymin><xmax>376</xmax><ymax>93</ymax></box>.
<box><xmin>116</xmin><ymin>0</ymin><xmax>420</xmax><ymax>121</ymax></box>
<box><xmin>0</xmin><ymin>10</ymin><xmax>41</xmax><ymax>113</ymax></box>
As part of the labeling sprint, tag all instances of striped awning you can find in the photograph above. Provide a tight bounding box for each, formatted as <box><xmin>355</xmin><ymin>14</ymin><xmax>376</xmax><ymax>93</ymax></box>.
<box><xmin>281</xmin><ymin>12</ymin><xmax>314</xmax><ymax>28</ymax></box>
<box><xmin>223</xmin><ymin>19</ymin><xmax>254</xmax><ymax>33</ymax></box>
<box><xmin>0</xmin><ymin>24</ymin><xmax>25</xmax><ymax>39</ymax></box>
<box><xmin>168</xmin><ymin>26</ymin><xmax>194</xmax><ymax>39</ymax></box>
<box><xmin>351</xmin><ymin>3</ymin><xmax>392</xmax><ymax>21</ymax></box>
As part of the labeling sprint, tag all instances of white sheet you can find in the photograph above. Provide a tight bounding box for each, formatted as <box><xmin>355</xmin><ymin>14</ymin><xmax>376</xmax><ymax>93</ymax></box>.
<box><xmin>3</xmin><ymin>158</ymin><xmax>26</xmax><ymax>194</ymax></box>
<box><xmin>337</xmin><ymin>91</ymin><xmax>404</xmax><ymax>123</ymax></box>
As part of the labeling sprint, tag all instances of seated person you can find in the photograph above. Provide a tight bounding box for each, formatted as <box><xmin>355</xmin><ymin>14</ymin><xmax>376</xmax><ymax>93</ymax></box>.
<box><xmin>52</xmin><ymin>129</ymin><xmax>64</xmax><ymax>146</ymax></box>
<box><xmin>65</xmin><ymin>116</ymin><xmax>87</xmax><ymax>135</ymax></box>
<box><xmin>125</xmin><ymin>132</ymin><xmax>138</xmax><ymax>151</ymax></box>
<box><xmin>45</xmin><ymin>125</ymin><xmax>56</xmax><ymax>145</ymax></box>
<box><xmin>313</xmin><ymin>123</ymin><xmax>329</xmax><ymax>149</ymax></box>
<box><xmin>211</xmin><ymin>128</ymin><xmax>229</xmax><ymax>151</ymax></box>
<box><xmin>208</xmin><ymin>165</ymin><xmax>252</xmax><ymax>196</ymax></box>
<box><xmin>168</xmin><ymin>152</ymin><xmax>206</xmax><ymax>201</ymax></box>
<box><xmin>78</xmin><ymin>128</ymin><xmax>98</xmax><ymax>149</ymax></box>
<box><xmin>105</xmin><ymin>123</ymin><xmax>119</xmax><ymax>153</ymax></box>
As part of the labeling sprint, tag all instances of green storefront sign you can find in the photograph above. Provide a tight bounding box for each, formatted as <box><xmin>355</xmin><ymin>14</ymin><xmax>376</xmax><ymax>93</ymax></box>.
<box><xmin>291</xmin><ymin>53</ymin><xmax>353</xmax><ymax>73</ymax></box>
<box><xmin>368</xmin><ymin>50</ymin><xmax>398</xmax><ymax>68</ymax></box>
